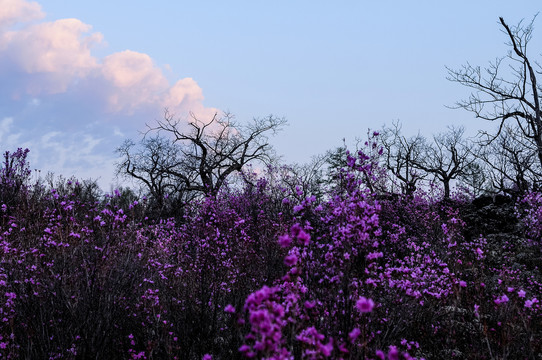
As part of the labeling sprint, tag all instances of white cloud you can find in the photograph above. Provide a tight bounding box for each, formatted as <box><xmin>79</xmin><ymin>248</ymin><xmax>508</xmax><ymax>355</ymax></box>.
<box><xmin>0</xmin><ymin>0</ymin><xmax>220</xmax><ymax>189</ymax></box>
<box><xmin>0</xmin><ymin>0</ymin><xmax>43</xmax><ymax>29</ymax></box>
<box><xmin>34</xmin><ymin>130</ymin><xmax>115</xmax><ymax>188</ymax></box>
<box><xmin>0</xmin><ymin>0</ymin><xmax>216</xmax><ymax>118</ymax></box>
<box><xmin>0</xmin><ymin>117</ymin><xmax>14</xmax><ymax>139</ymax></box>
<box><xmin>113</xmin><ymin>127</ymin><xmax>125</xmax><ymax>137</ymax></box>
<box><xmin>0</xmin><ymin>18</ymin><xmax>102</xmax><ymax>95</ymax></box>
<box><xmin>0</xmin><ymin>117</ymin><xmax>21</xmax><ymax>148</ymax></box>
<box><xmin>101</xmin><ymin>50</ymin><xmax>168</xmax><ymax>113</ymax></box>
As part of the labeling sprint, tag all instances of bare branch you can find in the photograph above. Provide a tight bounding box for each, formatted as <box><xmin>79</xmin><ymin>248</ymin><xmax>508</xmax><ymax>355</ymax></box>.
<box><xmin>448</xmin><ymin>15</ymin><xmax>542</xmax><ymax>191</ymax></box>
<box><xmin>118</xmin><ymin>111</ymin><xmax>286</xmax><ymax>198</ymax></box>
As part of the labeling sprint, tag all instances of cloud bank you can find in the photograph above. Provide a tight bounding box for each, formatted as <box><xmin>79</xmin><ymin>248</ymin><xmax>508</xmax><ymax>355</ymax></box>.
<box><xmin>0</xmin><ymin>0</ymin><xmax>217</xmax><ymax>189</ymax></box>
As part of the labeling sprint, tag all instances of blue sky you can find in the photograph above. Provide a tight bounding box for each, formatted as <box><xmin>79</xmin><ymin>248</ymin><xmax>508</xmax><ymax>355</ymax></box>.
<box><xmin>1</xmin><ymin>0</ymin><xmax>541</xmax><ymax>190</ymax></box>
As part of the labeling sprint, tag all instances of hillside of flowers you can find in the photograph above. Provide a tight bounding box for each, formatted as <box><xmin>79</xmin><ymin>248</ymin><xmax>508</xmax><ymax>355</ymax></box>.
<box><xmin>0</xmin><ymin>142</ymin><xmax>541</xmax><ymax>360</ymax></box>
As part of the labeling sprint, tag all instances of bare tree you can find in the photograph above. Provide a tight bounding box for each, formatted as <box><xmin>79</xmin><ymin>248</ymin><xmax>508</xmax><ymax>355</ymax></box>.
<box><xmin>379</xmin><ymin>123</ymin><xmax>478</xmax><ymax>199</ymax></box>
<box><xmin>447</xmin><ymin>16</ymin><xmax>542</xmax><ymax>170</ymax></box>
<box><xmin>278</xmin><ymin>155</ymin><xmax>328</xmax><ymax>202</ymax></box>
<box><xmin>117</xmin><ymin>110</ymin><xmax>286</xmax><ymax>198</ymax></box>
<box><xmin>380</xmin><ymin>121</ymin><xmax>427</xmax><ymax>196</ymax></box>
<box><xmin>456</xmin><ymin>159</ymin><xmax>488</xmax><ymax>198</ymax></box>
<box><xmin>477</xmin><ymin>125</ymin><xmax>541</xmax><ymax>196</ymax></box>
<box><xmin>116</xmin><ymin>135</ymin><xmax>190</xmax><ymax>209</ymax></box>
<box><xmin>413</xmin><ymin>126</ymin><xmax>478</xmax><ymax>199</ymax></box>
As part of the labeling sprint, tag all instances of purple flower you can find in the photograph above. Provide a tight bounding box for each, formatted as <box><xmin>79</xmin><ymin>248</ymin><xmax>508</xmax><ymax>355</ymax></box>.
<box><xmin>349</xmin><ymin>327</ymin><xmax>361</xmax><ymax>342</ymax></box>
<box><xmin>459</xmin><ymin>280</ymin><xmax>467</xmax><ymax>288</ymax></box>
<box><xmin>355</xmin><ymin>296</ymin><xmax>374</xmax><ymax>313</ymax></box>
<box><xmin>388</xmin><ymin>345</ymin><xmax>399</xmax><ymax>360</ymax></box>
<box><xmin>284</xmin><ymin>254</ymin><xmax>298</xmax><ymax>266</ymax></box>
<box><xmin>318</xmin><ymin>340</ymin><xmax>333</xmax><ymax>356</ymax></box>
<box><xmin>525</xmin><ymin>298</ymin><xmax>538</xmax><ymax>308</ymax></box>
<box><xmin>518</xmin><ymin>290</ymin><xmax>526</xmax><ymax>298</ymax></box>
<box><xmin>128</xmin><ymin>333</ymin><xmax>135</xmax><ymax>346</ymax></box>
<box><xmin>494</xmin><ymin>294</ymin><xmax>509</xmax><ymax>305</ymax></box>
<box><xmin>238</xmin><ymin>344</ymin><xmax>251</xmax><ymax>353</ymax></box>
<box><xmin>367</xmin><ymin>251</ymin><xmax>383</xmax><ymax>260</ymax></box>
<box><xmin>133</xmin><ymin>352</ymin><xmax>146</xmax><ymax>359</ymax></box>
<box><xmin>278</xmin><ymin>234</ymin><xmax>292</xmax><ymax>248</ymax></box>
<box><xmin>224</xmin><ymin>304</ymin><xmax>235</xmax><ymax>313</ymax></box>
<box><xmin>304</xmin><ymin>300</ymin><xmax>316</xmax><ymax>309</ymax></box>
<box><xmin>297</xmin><ymin>230</ymin><xmax>310</xmax><ymax>246</ymax></box>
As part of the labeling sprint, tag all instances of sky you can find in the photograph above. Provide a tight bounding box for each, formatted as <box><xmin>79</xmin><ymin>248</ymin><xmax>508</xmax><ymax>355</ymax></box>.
<box><xmin>1</xmin><ymin>0</ymin><xmax>541</xmax><ymax>190</ymax></box>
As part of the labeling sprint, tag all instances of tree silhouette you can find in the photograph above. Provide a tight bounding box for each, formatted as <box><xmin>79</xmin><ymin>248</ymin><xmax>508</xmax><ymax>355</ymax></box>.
<box><xmin>117</xmin><ymin>111</ymin><xmax>286</xmax><ymax>199</ymax></box>
<box><xmin>448</xmin><ymin>16</ymin><xmax>542</xmax><ymax>179</ymax></box>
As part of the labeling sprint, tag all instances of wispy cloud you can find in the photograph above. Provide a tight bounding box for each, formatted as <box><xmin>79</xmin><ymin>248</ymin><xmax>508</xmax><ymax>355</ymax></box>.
<box><xmin>0</xmin><ymin>0</ymin><xmax>217</xmax><ymax>188</ymax></box>
<box><xmin>0</xmin><ymin>117</ymin><xmax>21</xmax><ymax>146</ymax></box>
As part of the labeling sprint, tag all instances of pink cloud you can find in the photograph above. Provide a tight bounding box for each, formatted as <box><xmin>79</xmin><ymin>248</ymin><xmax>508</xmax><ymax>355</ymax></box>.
<box><xmin>0</xmin><ymin>0</ymin><xmax>43</xmax><ymax>29</ymax></box>
<box><xmin>163</xmin><ymin>78</ymin><xmax>218</xmax><ymax>121</ymax></box>
<box><xmin>102</xmin><ymin>50</ymin><xmax>166</xmax><ymax>89</ymax></box>
<box><xmin>164</xmin><ymin>78</ymin><xmax>204</xmax><ymax>108</ymax></box>
<box><xmin>0</xmin><ymin>0</ymin><xmax>222</xmax><ymax>189</ymax></box>
<box><xmin>0</xmin><ymin>0</ymin><xmax>217</xmax><ymax>120</ymax></box>
<box><xmin>1</xmin><ymin>18</ymin><xmax>101</xmax><ymax>94</ymax></box>
<box><xmin>101</xmin><ymin>50</ymin><xmax>168</xmax><ymax>113</ymax></box>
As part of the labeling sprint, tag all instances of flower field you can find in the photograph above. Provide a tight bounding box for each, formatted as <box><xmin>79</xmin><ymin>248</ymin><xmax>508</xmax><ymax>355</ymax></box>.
<box><xmin>0</xmin><ymin>145</ymin><xmax>541</xmax><ymax>359</ymax></box>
